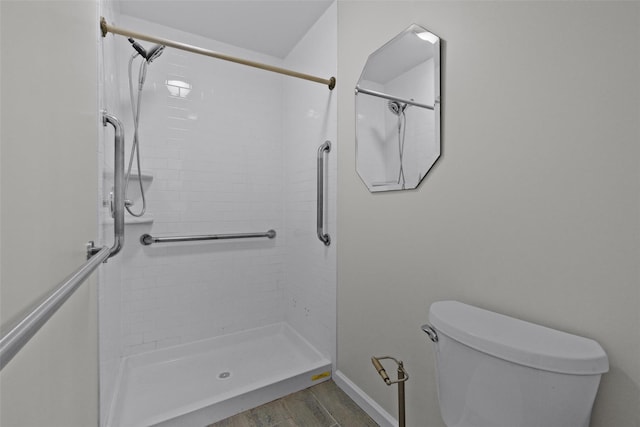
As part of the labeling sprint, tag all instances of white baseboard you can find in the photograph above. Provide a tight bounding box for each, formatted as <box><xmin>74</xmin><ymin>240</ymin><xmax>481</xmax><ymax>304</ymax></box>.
<box><xmin>333</xmin><ymin>370</ymin><xmax>397</xmax><ymax>427</ymax></box>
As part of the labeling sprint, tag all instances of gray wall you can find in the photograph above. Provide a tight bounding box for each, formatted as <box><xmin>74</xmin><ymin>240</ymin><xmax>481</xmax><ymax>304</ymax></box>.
<box><xmin>0</xmin><ymin>1</ymin><xmax>99</xmax><ymax>426</ymax></box>
<box><xmin>337</xmin><ymin>2</ymin><xmax>640</xmax><ymax>426</ymax></box>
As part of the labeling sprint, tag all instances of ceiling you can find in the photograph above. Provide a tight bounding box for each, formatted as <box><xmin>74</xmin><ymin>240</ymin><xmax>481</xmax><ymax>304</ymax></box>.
<box><xmin>361</xmin><ymin>27</ymin><xmax>437</xmax><ymax>84</ymax></box>
<box><xmin>119</xmin><ymin>0</ymin><xmax>333</xmax><ymax>58</ymax></box>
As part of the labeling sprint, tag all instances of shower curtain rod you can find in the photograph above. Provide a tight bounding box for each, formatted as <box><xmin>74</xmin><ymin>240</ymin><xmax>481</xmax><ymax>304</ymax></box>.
<box><xmin>100</xmin><ymin>17</ymin><xmax>336</xmax><ymax>90</ymax></box>
<box><xmin>355</xmin><ymin>86</ymin><xmax>434</xmax><ymax>110</ymax></box>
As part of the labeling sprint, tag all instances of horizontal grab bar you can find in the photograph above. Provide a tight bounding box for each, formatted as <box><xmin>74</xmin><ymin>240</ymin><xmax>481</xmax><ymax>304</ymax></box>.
<box><xmin>0</xmin><ymin>246</ymin><xmax>111</xmax><ymax>371</ymax></box>
<box><xmin>140</xmin><ymin>229</ymin><xmax>276</xmax><ymax>246</ymax></box>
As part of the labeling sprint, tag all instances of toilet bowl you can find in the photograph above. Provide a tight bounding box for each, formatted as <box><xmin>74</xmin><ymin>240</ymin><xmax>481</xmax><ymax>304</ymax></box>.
<box><xmin>422</xmin><ymin>301</ymin><xmax>608</xmax><ymax>427</ymax></box>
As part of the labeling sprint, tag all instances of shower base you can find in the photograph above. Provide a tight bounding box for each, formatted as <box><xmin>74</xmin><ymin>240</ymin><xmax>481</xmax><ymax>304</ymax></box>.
<box><xmin>107</xmin><ymin>323</ymin><xmax>332</xmax><ymax>427</ymax></box>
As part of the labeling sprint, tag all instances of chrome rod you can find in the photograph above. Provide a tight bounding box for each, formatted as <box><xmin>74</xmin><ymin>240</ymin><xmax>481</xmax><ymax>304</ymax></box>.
<box><xmin>140</xmin><ymin>229</ymin><xmax>276</xmax><ymax>246</ymax></box>
<box><xmin>317</xmin><ymin>141</ymin><xmax>331</xmax><ymax>246</ymax></box>
<box><xmin>100</xmin><ymin>17</ymin><xmax>335</xmax><ymax>90</ymax></box>
<box><xmin>355</xmin><ymin>86</ymin><xmax>435</xmax><ymax>111</ymax></box>
<box><xmin>0</xmin><ymin>246</ymin><xmax>110</xmax><ymax>371</ymax></box>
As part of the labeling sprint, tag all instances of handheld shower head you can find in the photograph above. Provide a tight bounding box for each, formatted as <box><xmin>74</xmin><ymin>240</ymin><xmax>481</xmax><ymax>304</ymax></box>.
<box><xmin>128</xmin><ymin>38</ymin><xmax>165</xmax><ymax>63</ymax></box>
<box><xmin>388</xmin><ymin>100</ymin><xmax>407</xmax><ymax>115</ymax></box>
<box><xmin>146</xmin><ymin>44</ymin><xmax>165</xmax><ymax>63</ymax></box>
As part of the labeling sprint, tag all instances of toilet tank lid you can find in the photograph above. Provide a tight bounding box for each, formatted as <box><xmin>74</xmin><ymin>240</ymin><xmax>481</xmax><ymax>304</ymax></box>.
<box><xmin>428</xmin><ymin>301</ymin><xmax>609</xmax><ymax>375</ymax></box>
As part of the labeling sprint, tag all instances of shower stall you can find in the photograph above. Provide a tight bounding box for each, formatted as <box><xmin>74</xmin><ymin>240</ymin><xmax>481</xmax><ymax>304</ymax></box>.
<box><xmin>97</xmin><ymin>2</ymin><xmax>337</xmax><ymax>426</ymax></box>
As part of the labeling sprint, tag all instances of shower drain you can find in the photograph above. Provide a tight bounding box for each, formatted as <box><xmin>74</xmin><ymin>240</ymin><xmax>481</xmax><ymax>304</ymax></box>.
<box><xmin>218</xmin><ymin>371</ymin><xmax>231</xmax><ymax>380</ymax></box>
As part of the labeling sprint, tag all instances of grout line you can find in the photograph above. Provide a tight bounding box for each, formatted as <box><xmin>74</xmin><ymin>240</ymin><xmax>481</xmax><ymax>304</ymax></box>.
<box><xmin>309</xmin><ymin>386</ymin><xmax>340</xmax><ymax>427</ymax></box>
<box><xmin>211</xmin><ymin>381</ymin><xmax>373</xmax><ymax>427</ymax></box>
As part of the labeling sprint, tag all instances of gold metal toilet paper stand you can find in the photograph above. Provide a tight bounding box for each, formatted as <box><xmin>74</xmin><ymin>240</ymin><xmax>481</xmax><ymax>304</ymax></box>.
<box><xmin>371</xmin><ymin>356</ymin><xmax>409</xmax><ymax>427</ymax></box>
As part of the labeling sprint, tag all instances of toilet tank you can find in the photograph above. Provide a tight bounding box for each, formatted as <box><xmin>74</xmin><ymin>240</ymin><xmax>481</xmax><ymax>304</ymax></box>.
<box><xmin>427</xmin><ymin>301</ymin><xmax>608</xmax><ymax>427</ymax></box>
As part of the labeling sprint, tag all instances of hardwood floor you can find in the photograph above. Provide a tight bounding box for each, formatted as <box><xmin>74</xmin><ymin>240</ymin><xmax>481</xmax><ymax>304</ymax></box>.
<box><xmin>208</xmin><ymin>380</ymin><xmax>379</xmax><ymax>427</ymax></box>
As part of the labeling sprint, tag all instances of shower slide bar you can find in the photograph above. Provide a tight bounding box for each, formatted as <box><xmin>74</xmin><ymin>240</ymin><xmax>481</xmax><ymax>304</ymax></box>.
<box><xmin>317</xmin><ymin>141</ymin><xmax>331</xmax><ymax>246</ymax></box>
<box><xmin>140</xmin><ymin>229</ymin><xmax>276</xmax><ymax>246</ymax></box>
<box><xmin>0</xmin><ymin>112</ymin><xmax>126</xmax><ymax>371</ymax></box>
<box><xmin>355</xmin><ymin>86</ymin><xmax>435</xmax><ymax>111</ymax></box>
<box><xmin>100</xmin><ymin>17</ymin><xmax>336</xmax><ymax>91</ymax></box>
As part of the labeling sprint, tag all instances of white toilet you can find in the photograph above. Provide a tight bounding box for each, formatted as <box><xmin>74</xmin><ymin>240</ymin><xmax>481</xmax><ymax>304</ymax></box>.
<box><xmin>422</xmin><ymin>301</ymin><xmax>609</xmax><ymax>427</ymax></box>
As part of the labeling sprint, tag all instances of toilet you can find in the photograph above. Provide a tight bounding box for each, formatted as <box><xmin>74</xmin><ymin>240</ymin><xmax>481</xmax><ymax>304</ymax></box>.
<box><xmin>422</xmin><ymin>301</ymin><xmax>609</xmax><ymax>427</ymax></box>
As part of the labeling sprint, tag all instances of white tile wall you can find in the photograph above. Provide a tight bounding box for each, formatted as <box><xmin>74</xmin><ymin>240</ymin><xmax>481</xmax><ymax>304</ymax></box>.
<box><xmin>282</xmin><ymin>2</ymin><xmax>338</xmax><ymax>363</ymax></box>
<box><xmin>107</xmin><ymin>15</ymin><xmax>287</xmax><ymax>357</ymax></box>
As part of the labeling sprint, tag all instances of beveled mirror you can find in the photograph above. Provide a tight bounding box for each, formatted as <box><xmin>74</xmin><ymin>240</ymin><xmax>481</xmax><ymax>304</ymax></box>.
<box><xmin>355</xmin><ymin>24</ymin><xmax>441</xmax><ymax>192</ymax></box>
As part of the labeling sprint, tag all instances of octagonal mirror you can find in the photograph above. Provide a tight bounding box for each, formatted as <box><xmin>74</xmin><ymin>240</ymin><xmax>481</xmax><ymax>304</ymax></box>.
<box><xmin>355</xmin><ymin>24</ymin><xmax>441</xmax><ymax>192</ymax></box>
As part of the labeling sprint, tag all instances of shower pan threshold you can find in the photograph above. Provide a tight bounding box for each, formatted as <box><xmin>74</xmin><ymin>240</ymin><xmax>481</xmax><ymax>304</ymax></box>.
<box><xmin>107</xmin><ymin>323</ymin><xmax>332</xmax><ymax>427</ymax></box>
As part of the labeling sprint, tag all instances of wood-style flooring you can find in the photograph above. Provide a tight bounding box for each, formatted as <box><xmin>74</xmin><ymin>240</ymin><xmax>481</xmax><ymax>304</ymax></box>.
<box><xmin>208</xmin><ymin>380</ymin><xmax>379</xmax><ymax>427</ymax></box>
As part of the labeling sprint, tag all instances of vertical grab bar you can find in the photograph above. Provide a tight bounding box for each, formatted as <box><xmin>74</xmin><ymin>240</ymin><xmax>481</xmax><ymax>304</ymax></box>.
<box><xmin>88</xmin><ymin>112</ymin><xmax>125</xmax><ymax>258</ymax></box>
<box><xmin>317</xmin><ymin>141</ymin><xmax>331</xmax><ymax>246</ymax></box>
<box><xmin>105</xmin><ymin>112</ymin><xmax>125</xmax><ymax>257</ymax></box>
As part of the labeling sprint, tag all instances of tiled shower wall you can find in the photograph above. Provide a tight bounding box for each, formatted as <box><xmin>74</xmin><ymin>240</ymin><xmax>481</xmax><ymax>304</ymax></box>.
<box><xmin>282</xmin><ymin>2</ymin><xmax>337</xmax><ymax>362</ymax></box>
<box><xmin>98</xmin><ymin>3</ymin><xmax>337</xmax><ymax>421</ymax></box>
<box><xmin>108</xmin><ymin>15</ymin><xmax>286</xmax><ymax>357</ymax></box>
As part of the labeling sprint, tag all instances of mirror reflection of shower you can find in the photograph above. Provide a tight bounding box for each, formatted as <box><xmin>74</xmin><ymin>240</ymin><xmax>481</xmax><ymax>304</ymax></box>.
<box><xmin>125</xmin><ymin>38</ymin><xmax>165</xmax><ymax>217</ymax></box>
<box><xmin>388</xmin><ymin>100</ymin><xmax>408</xmax><ymax>189</ymax></box>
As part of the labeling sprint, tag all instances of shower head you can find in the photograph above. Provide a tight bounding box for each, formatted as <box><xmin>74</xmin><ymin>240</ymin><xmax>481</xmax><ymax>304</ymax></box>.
<box><xmin>388</xmin><ymin>100</ymin><xmax>407</xmax><ymax>115</ymax></box>
<box><xmin>146</xmin><ymin>44</ymin><xmax>165</xmax><ymax>63</ymax></box>
<box><xmin>128</xmin><ymin>38</ymin><xmax>165</xmax><ymax>63</ymax></box>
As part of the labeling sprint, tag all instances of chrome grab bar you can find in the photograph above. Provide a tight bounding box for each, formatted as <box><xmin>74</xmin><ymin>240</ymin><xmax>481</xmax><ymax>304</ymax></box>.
<box><xmin>105</xmin><ymin>112</ymin><xmax>125</xmax><ymax>257</ymax></box>
<box><xmin>317</xmin><ymin>141</ymin><xmax>331</xmax><ymax>246</ymax></box>
<box><xmin>88</xmin><ymin>112</ymin><xmax>125</xmax><ymax>259</ymax></box>
<box><xmin>0</xmin><ymin>246</ymin><xmax>111</xmax><ymax>371</ymax></box>
<box><xmin>140</xmin><ymin>229</ymin><xmax>276</xmax><ymax>245</ymax></box>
